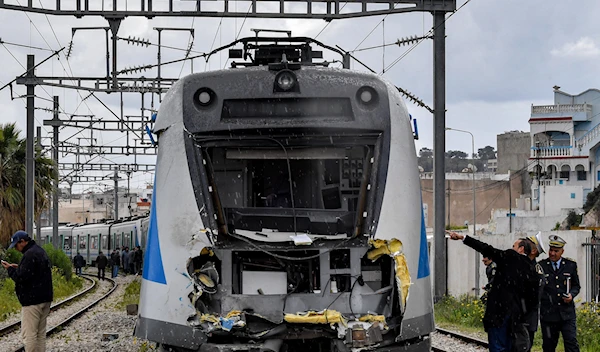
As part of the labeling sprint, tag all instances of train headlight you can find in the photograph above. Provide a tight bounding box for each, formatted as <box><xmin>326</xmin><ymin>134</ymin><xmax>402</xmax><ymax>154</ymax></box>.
<box><xmin>274</xmin><ymin>70</ymin><xmax>297</xmax><ymax>92</ymax></box>
<box><xmin>194</xmin><ymin>87</ymin><xmax>216</xmax><ymax>108</ymax></box>
<box><xmin>360</xmin><ymin>90</ymin><xmax>373</xmax><ymax>103</ymax></box>
<box><xmin>356</xmin><ymin>86</ymin><xmax>379</xmax><ymax>108</ymax></box>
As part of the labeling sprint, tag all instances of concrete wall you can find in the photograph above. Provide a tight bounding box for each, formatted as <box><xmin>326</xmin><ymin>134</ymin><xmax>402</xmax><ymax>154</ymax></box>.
<box><xmin>433</xmin><ymin>230</ymin><xmax>592</xmax><ymax>305</ymax></box>
<box><xmin>540</xmin><ymin>185</ymin><xmax>583</xmax><ymax>217</ymax></box>
<box><xmin>421</xmin><ymin>173</ymin><xmax>522</xmax><ymax>227</ymax></box>
<box><xmin>497</xmin><ymin>132</ymin><xmax>531</xmax><ymax>175</ymax></box>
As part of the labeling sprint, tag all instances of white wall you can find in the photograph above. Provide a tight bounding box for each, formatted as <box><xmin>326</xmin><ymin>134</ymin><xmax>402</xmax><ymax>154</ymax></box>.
<box><xmin>539</xmin><ymin>185</ymin><xmax>583</xmax><ymax>216</ymax></box>
<box><xmin>439</xmin><ymin>230</ymin><xmax>591</xmax><ymax>305</ymax></box>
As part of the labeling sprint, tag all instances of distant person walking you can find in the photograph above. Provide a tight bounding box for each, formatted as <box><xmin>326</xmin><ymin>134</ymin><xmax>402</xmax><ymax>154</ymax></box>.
<box><xmin>121</xmin><ymin>247</ymin><xmax>129</xmax><ymax>275</ymax></box>
<box><xmin>96</xmin><ymin>251</ymin><xmax>108</xmax><ymax>281</ymax></box>
<box><xmin>128</xmin><ymin>247</ymin><xmax>135</xmax><ymax>275</ymax></box>
<box><xmin>1</xmin><ymin>231</ymin><xmax>53</xmax><ymax>352</ymax></box>
<box><xmin>134</xmin><ymin>246</ymin><xmax>143</xmax><ymax>275</ymax></box>
<box><xmin>73</xmin><ymin>252</ymin><xmax>85</xmax><ymax>276</ymax></box>
<box><xmin>111</xmin><ymin>248</ymin><xmax>121</xmax><ymax>278</ymax></box>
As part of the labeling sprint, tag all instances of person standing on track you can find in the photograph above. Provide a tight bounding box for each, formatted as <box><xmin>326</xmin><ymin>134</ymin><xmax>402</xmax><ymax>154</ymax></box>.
<box><xmin>96</xmin><ymin>251</ymin><xmax>108</xmax><ymax>281</ymax></box>
<box><xmin>73</xmin><ymin>252</ymin><xmax>85</xmax><ymax>276</ymax></box>
<box><xmin>1</xmin><ymin>231</ymin><xmax>53</xmax><ymax>352</ymax></box>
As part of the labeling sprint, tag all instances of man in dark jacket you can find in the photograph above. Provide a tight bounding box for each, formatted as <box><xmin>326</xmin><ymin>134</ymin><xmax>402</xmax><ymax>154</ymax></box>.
<box><xmin>448</xmin><ymin>232</ymin><xmax>539</xmax><ymax>352</ymax></box>
<box><xmin>539</xmin><ymin>235</ymin><xmax>580</xmax><ymax>352</ymax></box>
<box><xmin>524</xmin><ymin>233</ymin><xmax>546</xmax><ymax>351</ymax></box>
<box><xmin>73</xmin><ymin>252</ymin><xmax>85</xmax><ymax>276</ymax></box>
<box><xmin>1</xmin><ymin>231</ymin><xmax>53</xmax><ymax>352</ymax></box>
<box><xmin>96</xmin><ymin>251</ymin><xmax>108</xmax><ymax>280</ymax></box>
<box><xmin>111</xmin><ymin>248</ymin><xmax>121</xmax><ymax>278</ymax></box>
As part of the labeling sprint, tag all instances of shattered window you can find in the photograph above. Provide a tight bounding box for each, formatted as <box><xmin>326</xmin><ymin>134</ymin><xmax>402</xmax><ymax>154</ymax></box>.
<box><xmin>204</xmin><ymin>145</ymin><xmax>372</xmax><ymax>236</ymax></box>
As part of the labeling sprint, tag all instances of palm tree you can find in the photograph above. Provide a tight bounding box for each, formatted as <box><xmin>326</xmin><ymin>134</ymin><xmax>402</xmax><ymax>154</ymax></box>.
<box><xmin>0</xmin><ymin>123</ymin><xmax>56</xmax><ymax>246</ymax></box>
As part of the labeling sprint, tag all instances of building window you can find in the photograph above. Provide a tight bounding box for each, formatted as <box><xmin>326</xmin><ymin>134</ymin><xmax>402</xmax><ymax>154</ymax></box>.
<box><xmin>570</xmin><ymin>193</ymin><xmax>576</xmax><ymax>199</ymax></box>
<box><xmin>578</xmin><ymin>171</ymin><xmax>587</xmax><ymax>181</ymax></box>
<box><xmin>597</xmin><ymin>171</ymin><xmax>600</xmax><ymax>181</ymax></box>
<box><xmin>559</xmin><ymin>171</ymin><xmax>569</xmax><ymax>179</ymax></box>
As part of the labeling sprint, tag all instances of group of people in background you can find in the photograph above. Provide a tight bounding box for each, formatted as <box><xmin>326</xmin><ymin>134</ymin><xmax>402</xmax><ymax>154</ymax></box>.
<box><xmin>72</xmin><ymin>246</ymin><xmax>143</xmax><ymax>280</ymax></box>
<box><xmin>453</xmin><ymin>231</ymin><xmax>581</xmax><ymax>352</ymax></box>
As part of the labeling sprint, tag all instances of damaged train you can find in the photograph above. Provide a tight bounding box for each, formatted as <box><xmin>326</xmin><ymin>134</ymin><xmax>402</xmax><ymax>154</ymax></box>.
<box><xmin>134</xmin><ymin>36</ymin><xmax>434</xmax><ymax>352</ymax></box>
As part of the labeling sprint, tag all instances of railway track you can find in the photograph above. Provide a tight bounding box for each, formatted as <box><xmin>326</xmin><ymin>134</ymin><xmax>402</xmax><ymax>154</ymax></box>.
<box><xmin>432</xmin><ymin>327</ymin><xmax>489</xmax><ymax>352</ymax></box>
<box><xmin>0</xmin><ymin>274</ymin><xmax>117</xmax><ymax>352</ymax></box>
<box><xmin>0</xmin><ymin>275</ymin><xmax>96</xmax><ymax>338</ymax></box>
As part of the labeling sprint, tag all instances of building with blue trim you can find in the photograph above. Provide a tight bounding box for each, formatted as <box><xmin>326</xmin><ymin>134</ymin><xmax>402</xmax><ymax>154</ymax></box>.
<box><xmin>529</xmin><ymin>86</ymin><xmax>600</xmax><ymax>216</ymax></box>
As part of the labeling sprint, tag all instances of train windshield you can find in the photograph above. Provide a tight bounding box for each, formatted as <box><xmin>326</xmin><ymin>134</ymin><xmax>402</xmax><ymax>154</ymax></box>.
<box><xmin>204</xmin><ymin>142</ymin><xmax>375</xmax><ymax>237</ymax></box>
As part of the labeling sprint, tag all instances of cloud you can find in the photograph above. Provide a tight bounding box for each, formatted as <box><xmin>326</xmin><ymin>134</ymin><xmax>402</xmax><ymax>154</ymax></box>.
<box><xmin>551</xmin><ymin>37</ymin><xmax>600</xmax><ymax>59</ymax></box>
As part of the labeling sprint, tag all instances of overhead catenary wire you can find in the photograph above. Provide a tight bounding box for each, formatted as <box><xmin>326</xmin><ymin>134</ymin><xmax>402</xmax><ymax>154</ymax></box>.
<box><xmin>381</xmin><ymin>0</ymin><xmax>475</xmax><ymax>74</ymax></box>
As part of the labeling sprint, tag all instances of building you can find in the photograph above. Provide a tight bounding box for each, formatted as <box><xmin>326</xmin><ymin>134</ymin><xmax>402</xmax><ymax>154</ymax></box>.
<box><xmin>497</xmin><ymin>131</ymin><xmax>531</xmax><ymax>174</ymax></box>
<box><xmin>486</xmin><ymin>159</ymin><xmax>498</xmax><ymax>173</ymax></box>
<box><xmin>528</xmin><ymin>86</ymin><xmax>600</xmax><ymax>216</ymax></box>
<box><xmin>497</xmin><ymin>131</ymin><xmax>532</xmax><ymax>196</ymax></box>
<box><xmin>420</xmin><ymin>172</ymin><xmax>521</xmax><ymax>228</ymax></box>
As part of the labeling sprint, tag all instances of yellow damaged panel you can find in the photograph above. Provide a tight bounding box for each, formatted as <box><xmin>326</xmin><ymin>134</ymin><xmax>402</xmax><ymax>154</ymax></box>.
<box><xmin>199</xmin><ymin>310</ymin><xmax>242</xmax><ymax>323</ymax></box>
<box><xmin>284</xmin><ymin>310</ymin><xmax>345</xmax><ymax>324</ymax></box>
<box><xmin>358</xmin><ymin>314</ymin><xmax>386</xmax><ymax>324</ymax></box>
<box><xmin>367</xmin><ymin>238</ymin><xmax>411</xmax><ymax>313</ymax></box>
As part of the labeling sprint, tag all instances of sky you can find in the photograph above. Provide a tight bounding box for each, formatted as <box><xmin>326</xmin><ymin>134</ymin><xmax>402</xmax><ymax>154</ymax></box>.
<box><xmin>0</xmin><ymin>0</ymin><xmax>598</xmax><ymax>191</ymax></box>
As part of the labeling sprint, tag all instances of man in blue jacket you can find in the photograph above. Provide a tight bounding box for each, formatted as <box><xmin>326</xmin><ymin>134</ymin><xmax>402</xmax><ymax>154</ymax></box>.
<box><xmin>2</xmin><ymin>231</ymin><xmax>53</xmax><ymax>351</ymax></box>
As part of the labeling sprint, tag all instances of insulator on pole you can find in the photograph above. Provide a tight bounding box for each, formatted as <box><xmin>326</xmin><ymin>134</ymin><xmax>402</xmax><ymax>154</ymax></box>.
<box><xmin>396</xmin><ymin>35</ymin><xmax>431</xmax><ymax>47</ymax></box>
<box><xmin>124</xmin><ymin>36</ymin><xmax>151</xmax><ymax>47</ymax></box>
<box><xmin>66</xmin><ymin>41</ymin><xmax>74</xmax><ymax>59</ymax></box>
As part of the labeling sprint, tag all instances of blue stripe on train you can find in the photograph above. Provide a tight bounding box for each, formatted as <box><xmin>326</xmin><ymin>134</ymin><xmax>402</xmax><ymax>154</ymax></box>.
<box><xmin>142</xmin><ymin>180</ymin><xmax>167</xmax><ymax>285</ymax></box>
<box><xmin>417</xmin><ymin>203</ymin><xmax>430</xmax><ymax>279</ymax></box>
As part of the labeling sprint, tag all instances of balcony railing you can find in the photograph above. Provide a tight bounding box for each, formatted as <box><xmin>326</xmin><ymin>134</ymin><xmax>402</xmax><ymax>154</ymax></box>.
<box><xmin>531</xmin><ymin>104</ymin><xmax>592</xmax><ymax>115</ymax></box>
<box><xmin>530</xmin><ymin>146</ymin><xmax>572</xmax><ymax>158</ymax></box>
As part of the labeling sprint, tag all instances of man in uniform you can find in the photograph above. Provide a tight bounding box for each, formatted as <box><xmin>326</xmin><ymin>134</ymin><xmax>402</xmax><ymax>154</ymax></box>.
<box><xmin>539</xmin><ymin>235</ymin><xmax>580</xmax><ymax>352</ymax></box>
<box><xmin>481</xmin><ymin>256</ymin><xmax>496</xmax><ymax>305</ymax></box>
<box><xmin>524</xmin><ymin>233</ymin><xmax>546</xmax><ymax>351</ymax></box>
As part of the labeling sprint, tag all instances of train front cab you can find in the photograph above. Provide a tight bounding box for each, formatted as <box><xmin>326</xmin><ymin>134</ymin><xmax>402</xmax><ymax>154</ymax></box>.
<box><xmin>136</xmin><ymin>65</ymin><xmax>433</xmax><ymax>352</ymax></box>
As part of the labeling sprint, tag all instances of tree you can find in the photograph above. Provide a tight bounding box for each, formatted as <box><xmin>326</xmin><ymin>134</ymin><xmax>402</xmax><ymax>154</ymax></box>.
<box><xmin>477</xmin><ymin>146</ymin><xmax>496</xmax><ymax>161</ymax></box>
<box><xmin>418</xmin><ymin>147</ymin><xmax>433</xmax><ymax>172</ymax></box>
<box><xmin>0</xmin><ymin>123</ymin><xmax>56</xmax><ymax>246</ymax></box>
<box><xmin>445</xmin><ymin>150</ymin><xmax>468</xmax><ymax>159</ymax></box>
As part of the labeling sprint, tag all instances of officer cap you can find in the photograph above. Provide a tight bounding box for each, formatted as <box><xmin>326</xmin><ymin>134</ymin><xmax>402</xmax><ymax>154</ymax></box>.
<box><xmin>527</xmin><ymin>231</ymin><xmax>546</xmax><ymax>254</ymax></box>
<box><xmin>548</xmin><ymin>234</ymin><xmax>566</xmax><ymax>248</ymax></box>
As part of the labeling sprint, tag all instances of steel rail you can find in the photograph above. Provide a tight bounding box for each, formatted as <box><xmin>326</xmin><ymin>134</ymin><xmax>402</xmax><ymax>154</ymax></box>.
<box><xmin>11</xmin><ymin>274</ymin><xmax>118</xmax><ymax>352</ymax></box>
<box><xmin>433</xmin><ymin>327</ymin><xmax>489</xmax><ymax>351</ymax></box>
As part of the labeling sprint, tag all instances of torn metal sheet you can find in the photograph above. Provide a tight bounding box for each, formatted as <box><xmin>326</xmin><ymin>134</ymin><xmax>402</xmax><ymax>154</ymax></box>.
<box><xmin>189</xmin><ymin>310</ymin><xmax>246</xmax><ymax>332</ymax></box>
<box><xmin>284</xmin><ymin>309</ymin><xmax>346</xmax><ymax>325</ymax></box>
<box><xmin>367</xmin><ymin>239</ymin><xmax>411</xmax><ymax>314</ymax></box>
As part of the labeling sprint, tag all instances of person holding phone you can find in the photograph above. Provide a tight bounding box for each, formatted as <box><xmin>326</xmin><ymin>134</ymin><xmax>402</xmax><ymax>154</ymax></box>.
<box><xmin>539</xmin><ymin>235</ymin><xmax>580</xmax><ymax>352</ymax></box>
<box><xmin>1</xmin><ymin>230</ymin><xmax>53</xmax><ymax>352</ymax></box>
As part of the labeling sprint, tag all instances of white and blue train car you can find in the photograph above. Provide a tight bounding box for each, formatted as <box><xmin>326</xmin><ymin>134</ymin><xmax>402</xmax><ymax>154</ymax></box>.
<box><xmin>135</xmin><ymin>37</ymin><xmax>433</xmax><ymax>352</ymax></box>
<box><xmin>72</xmin><ymin>223</ymin><xmax>108</xmax><ymax>265</ymax></box>
<box><xmin>39</xmin><ymin>225</ymin><xmax>77</xmax><ymax>259</ymax></box>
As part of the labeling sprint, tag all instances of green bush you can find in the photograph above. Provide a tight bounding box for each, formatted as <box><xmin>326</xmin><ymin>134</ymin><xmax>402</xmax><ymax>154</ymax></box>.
<box><xmin>565</xmin><ymin>210</ymin><xmax>583</xmax><ymax>229</ymax></box>
<box><xmin>116</xmin><ymin>278</ymin><xmax>141</xmax><ymax>310</ymax></box>
<box><xmin>6</xmin><ymin>248</ymin><xmax>23</xmax><ymax>263</ymax></box>
<box><xmin>434</xmin><ymin>297</ymin><xmax>600</xmax><ymax>352</ymax></box>
<box><xmin>434</xmin><ymin>295</ymin><xmax>484</xmax><ymax>329</ymax></box>
<box><xmin>0</xmin><ymin>279</ymin><xmax>20</xmax><ymax>321</ymax></box>
<box><xmin>42</xmin><ymin>244</ymin><xmax>73</xmax><ymax>282</ymax></box>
